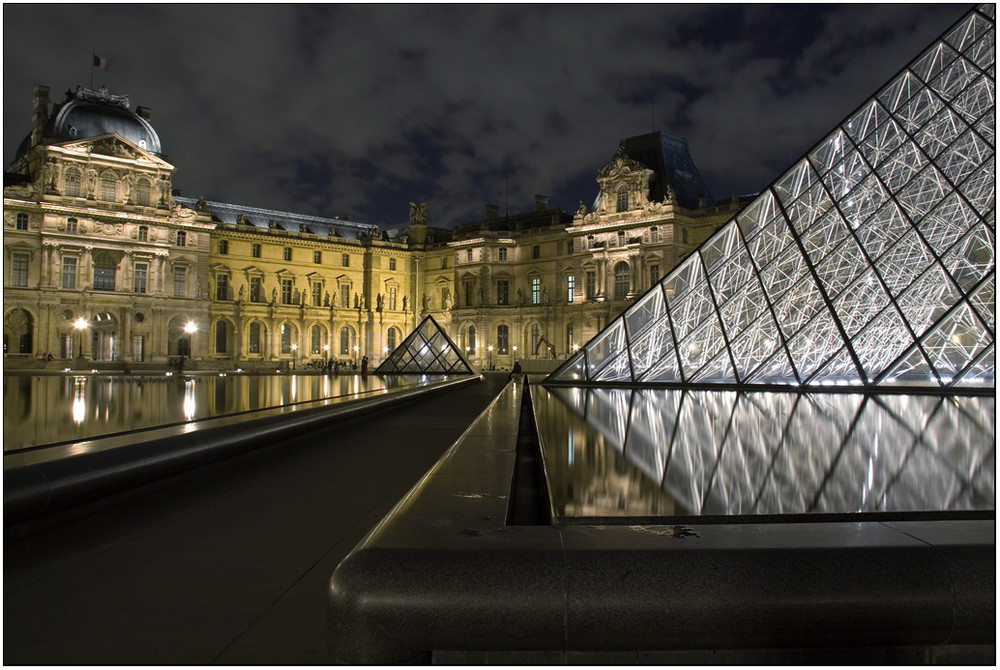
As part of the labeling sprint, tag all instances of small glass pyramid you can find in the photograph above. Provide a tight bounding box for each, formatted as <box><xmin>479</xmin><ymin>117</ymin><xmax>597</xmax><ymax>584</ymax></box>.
<box><xmin>375</xmin><ymin>315</ymin><xmax>476</xmax><ymax>375</ymax></box>
<box><xmin>548</xmin><ymin>5</ymin><xmax>995</xmax><ymax>390</ymax></box>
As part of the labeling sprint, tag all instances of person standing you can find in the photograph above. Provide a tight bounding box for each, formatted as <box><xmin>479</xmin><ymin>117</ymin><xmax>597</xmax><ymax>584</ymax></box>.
<box><xmin>361</xmin><ymin>355</ymin><xmax>368</xmax><ymax>379</ymax></box>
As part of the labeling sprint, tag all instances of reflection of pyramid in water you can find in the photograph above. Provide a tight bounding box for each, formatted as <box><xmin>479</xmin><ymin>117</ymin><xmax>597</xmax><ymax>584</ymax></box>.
<box><xmin>548</xmin><ymin>5</ymin><xmax>995</xmax><ymax>389</ymax></box>
<box><xmin>375</xmin><ymin>315</ymin><xmax>476</xmax><ymax>375</ymax></box>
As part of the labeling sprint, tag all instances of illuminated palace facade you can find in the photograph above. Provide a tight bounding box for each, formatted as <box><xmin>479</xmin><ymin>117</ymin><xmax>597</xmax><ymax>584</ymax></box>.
<box><xmin>3</xmin><ymin>83</ymin><xmax>746</xmax><ymax>370</ymax></box>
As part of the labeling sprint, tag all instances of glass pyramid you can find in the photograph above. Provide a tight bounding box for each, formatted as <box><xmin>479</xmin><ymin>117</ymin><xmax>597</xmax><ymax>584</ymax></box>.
<box><xmin>375</xmin><ymin>315</ymin><xmax>476</xmax><ymax>375</ymax></box>
<box><xmin>548</xmin><ymin>5</ymin><xmax>995</xmax><ymax>390</ymax></box>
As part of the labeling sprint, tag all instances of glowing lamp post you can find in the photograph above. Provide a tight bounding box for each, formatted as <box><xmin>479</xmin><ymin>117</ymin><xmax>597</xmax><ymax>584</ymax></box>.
<box><xmin>291</xmin><ymin>343</ymin><xmax>298</xmax><ymax>370</ymax></box>
<box><xmin>353</xmin><ymin>344</ymin><xmax>359</xmax><ymax>366</ymax></box>
<box><xmin>488</xmin><ymin>345</ymin><xmax>493</xmax><ymax>371</ymax></box>
<box><xmin>183</xmin><ymin>321</ymin><xmax>197</xmax><ymax>335</ymax></box>
<box><xmin>73</xmin><ymin>317</ymin><xmax>89</xmax><ymax>361</ymax></box>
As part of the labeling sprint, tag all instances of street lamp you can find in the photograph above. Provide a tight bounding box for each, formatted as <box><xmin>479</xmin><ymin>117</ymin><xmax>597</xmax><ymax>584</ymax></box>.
<box><xmin>488</xmin><ymin>345</ymin><xmax>493</xmax><ymax>370</ymax></box>
<box><xmin>183</xmin><ymin>320</ymin><xmax>197</xmax><ymax>334</ymax></box>
<box><xmin>291</xmin><ymin>343</ymin><xmax>298</xmax><ymax>370</ymax></box>
<box><xmin>73</xmin><ymin>317</ymin><xmax>88</xmax><ymax>361</ymax></box>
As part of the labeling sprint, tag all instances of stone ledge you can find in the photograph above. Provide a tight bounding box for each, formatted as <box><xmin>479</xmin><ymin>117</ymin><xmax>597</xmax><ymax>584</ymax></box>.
<box><xmin>4</xmin><ymin>375</ymin><xmax>482</xmax><ymax>527</ymax></box>
<box><xmin>327</xmin><ymin>380</ymin><xmax>995</xmax><ymax>663</ymax></box>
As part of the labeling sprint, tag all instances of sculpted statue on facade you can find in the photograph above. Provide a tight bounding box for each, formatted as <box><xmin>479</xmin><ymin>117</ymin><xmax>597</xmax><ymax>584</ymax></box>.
<box><xmin>402</xmin><ymin>295</ymin><xmax>408</xmax><ymax>312</ymax></box>
<box><xmin>408</xmin><ymin>202</ymin><xmax>427</xmax><ymax>226</ymax></box>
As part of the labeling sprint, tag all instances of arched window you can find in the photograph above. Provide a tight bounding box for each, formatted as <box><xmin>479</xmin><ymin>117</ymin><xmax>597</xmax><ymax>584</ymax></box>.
<box><xmin>100</xmin><ymin>172</ymin><xmax>117</xmax><ymax>201</ymax></box>
<box><xmin>93</xmin><ymin>253</ymin><xmax>117</xmax><ymax>291</ymax></box>
<box><xmin>650</xmin><ymin>226</ymin><xmax>658</xmax><ymax>244</ymax></box>
<box><xmin>387</xmin><ymin>327</ymin><xmax>399</xmax><ymax>351</ymax></box>
<box><xmin>280</xmin><ymin>323</ymin><xmax>294</xmax><ymax>354</ymax></box>
<box><xmin>135</xmin><ymin>178</ymin><xmax>151</xmax><ymax>206</ymax></box>
<box><xmin>618</xmin><ymin>230</ymin><xmax>626</xmax><ymax>246</ymax></box>
<box><xmin>248</xmin><ymin>322</ymin><xmax>261</xmax><ymax>354</ymax></box>
<box><xmin>340</xmin><ymin>326</ymin><xmax>353</xmax><ymax>355</ymax></box>
<box><xmin>467</xmin><ymin>325</ymin><xmax>476</xmax><ymax>356</ymax></box>
<box><xmin>65</xmin><ymin>168</ymin><xmax>82</xmax><ymax>197</ymax></box>
<box><xmin>216</xmin><ymin>320</ymin><xmax>228</xmax><ymax>354</ymax></box>
<box><xmin>497</xmin><ymin>324</ymin><xmax>509</xmax><ymax>355</ymax></box>
<box><xmin>614</xmin><ymin>261</ymin><xmax>630</xmax><ymax>300</ymax></box>
<box><xmin>616</xmin><ymin>185</ymin><xmax>628</xmax><ymax>212</ymax></box>
<box><xmin>311</xmin><ymin>325</ymin><xmax>323</xmax><ymax>355</ymax></box>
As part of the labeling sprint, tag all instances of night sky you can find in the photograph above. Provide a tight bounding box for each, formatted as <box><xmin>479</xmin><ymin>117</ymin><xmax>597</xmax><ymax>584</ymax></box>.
<box><xmin>4</xmin><ymin>3</ymin><xmax>969</xmax><ymax>229</ymax></box>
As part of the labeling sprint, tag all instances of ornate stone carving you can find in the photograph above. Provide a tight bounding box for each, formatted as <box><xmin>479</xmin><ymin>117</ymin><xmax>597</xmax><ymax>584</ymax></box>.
<box><xmin>409</xmin><ymin>202</ymin><xmax>427</xmax><ymax>226</ymax></box>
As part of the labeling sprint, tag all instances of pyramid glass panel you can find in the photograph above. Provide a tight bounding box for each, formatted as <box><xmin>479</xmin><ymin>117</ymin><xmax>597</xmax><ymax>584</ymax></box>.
<box><xmin>375</xmin><ymin>315</ymin><xmax>475</xmax><ymax>375</ymax></box>
<box><xmin>546</xmin><ymin>6</ymin><xmax>994</xmax><ymax>390</ymax></box>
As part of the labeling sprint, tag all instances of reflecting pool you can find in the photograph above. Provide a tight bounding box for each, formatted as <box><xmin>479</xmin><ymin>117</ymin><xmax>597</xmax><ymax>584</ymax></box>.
<box><xmin>534</xmin><ymin>385</ymin><xmax>995</xmax><ymax>521</ymax></box>
<box><xmin>4</xmin><ymin>373</ymin><xmax>458</xmax><ymax>451</ymax></box>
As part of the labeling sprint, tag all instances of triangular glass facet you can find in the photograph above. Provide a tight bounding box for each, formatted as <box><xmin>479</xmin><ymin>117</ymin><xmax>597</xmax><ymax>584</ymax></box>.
<box><xmin>374</xmin><ymin>315</ymin><xmax>475</xmax><ymax>375</ymax></box>
<box><xmin>544</xmin><ymin>6</ymin><xmax>994</xmax><ymax>390</ymax></box>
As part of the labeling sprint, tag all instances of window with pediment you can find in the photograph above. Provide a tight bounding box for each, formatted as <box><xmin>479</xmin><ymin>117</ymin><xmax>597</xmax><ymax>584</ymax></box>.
<box><xmin>65</xmin><ymin>168</ymin><xmax>82</xmax><ymax>197</ymax></box>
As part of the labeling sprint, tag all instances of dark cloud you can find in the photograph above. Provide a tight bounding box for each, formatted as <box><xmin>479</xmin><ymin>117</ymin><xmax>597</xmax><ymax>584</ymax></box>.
<box><xmin>4</xmin><ymin>3</ymin><xmax>968</xmax><ymax>228</ymax></box>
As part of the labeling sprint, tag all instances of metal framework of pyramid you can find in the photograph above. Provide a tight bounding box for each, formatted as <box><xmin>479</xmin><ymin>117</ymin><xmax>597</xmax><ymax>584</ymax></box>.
<box><xmin>375</xmin><ymin>315</ymin><xmax>476</xmax><ymax>375</ymax></box>
<box><xmin>548</xmin><ymin>5</ymin><xmax>995</xmax><ymax>390</ymax></box>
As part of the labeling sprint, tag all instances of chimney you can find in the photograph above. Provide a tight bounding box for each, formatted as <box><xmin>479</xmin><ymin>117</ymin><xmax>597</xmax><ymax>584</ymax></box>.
<box><xmin>485</xmin><ymin>204</ymin><xmax>499</xmax><ymax>221</ymax></box>
<box><xmin>534</xmin><ymin>194</ymin><xmax>549</xmax><ymax>211</ymax></box>
<box><xmin>31</xmin><ymin>85</ymin><xmax>50</xmax><ymax>148</ymax></box>
<box><xmin>136</xmin><ymin>106</ymin><xmax>152</xmax><ymax>120</ymax></box>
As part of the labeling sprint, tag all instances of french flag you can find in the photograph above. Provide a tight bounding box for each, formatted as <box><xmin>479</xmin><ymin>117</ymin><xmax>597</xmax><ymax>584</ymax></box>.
<box><xmin>93</xmin><ymin>54</ymin><xmax>111</xmax><ymax>71</ymax></box>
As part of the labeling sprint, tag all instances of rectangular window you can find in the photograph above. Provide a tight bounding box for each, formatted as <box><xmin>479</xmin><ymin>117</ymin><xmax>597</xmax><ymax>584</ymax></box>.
<box><xmin>586</xmin><ymin>271</ymin><xmax>596</xmax><ymax>299</ymax></box>
<box><xmin>216</xmin><ymin>274</ymin><xmax>229</xmax><ymax>301</ymax></box>
<box><xmin>280</xmin><ymin>323</ymin><xmax>292</xmax><ymax>354</ymax></box>
<box><xmin>134</xmin><ymin>262</ymin><xmax>148</xmax><ymax>294</ymax></box>
<box><xmin>497</xmin><ymin>325</ymin><xmax>509</xmax><ymax>355</ymax></box>
<box><xmin>340</xmin><ymin>284</ymin><xmax>351</xmax><ymax>308</ymax></box>
<box><xmin>312</xmin><ymin>282</ymin><xmax>323</xmax><ymax>306</ymax></box>
<box><xmin>174</xmin><ymin>266</ymin><xmax>187</xmax><ymax>297</ymax></box>
<box><xmin>342</xmin><ymin>254</ymin><xmax>350</xmax><ymax>267</ymax></box>
<box><xmin>497</xmin><ymin>279</ymin><xmax>509</xmax><ymax>305</ymax></box>
<box><xmin>498</xmin><ymin>248</ymin><xmax>507</xmax><ymax>261</ymax></box>
<box><xmin>67</xmin><ymin>218</ymin><xmax>77</xmax><ymax>234</ymax></box>
<box><xmin>567</xmin><ymin>275</ymin><xmax>575</xmax><ymax>303</ymax></box>
<box><xmin>531</xmin><ymin>277</ymin><xmax>541</xmax><ymax>305</ymax></box>
<box><xmin>176</xmin><ymin>230</ymin><xmax>186</xmax><ymax>246</ymax></box>
<box><xmin>464</xmin><ymin>280</ymin><xmax>474</xmax><ymax>307</ymax></box>
<box><xmin>137</xmin><ymin>225</ymin><xmax>148</xmax><ymax>242</ymax></box>
<box><xmin>283</xmin><ymin>247</ymin><xmax>292</xmax><ymax>262</ymax></box>
<box><xmin>11</xmin><ymin>252</ymin><xmax>29</xmax><ymax>287</ymax></box>
<box><xmin>651</xmin><ymin>227</ymin><xmax>659</xmax><ymax>244</ymax></box>
<box><xmin>388</xmin><ymin>286</ymin><xmax>397</xmax><ymax>310</ymax></box>
<box><xmin>311</xmin><ymin>327</ymin><xmax>322</xmax><ymax>355</ymax></box>
<box><xmin>649</xmin><ymin>264</ymin><xmax>660</xmax><ymax>287</ymax></box>
<box><xmin>389</xmin><ymin>257</ymin><xmax>397</xmax><ymax>271</ymax></box>
<box><xmin>249</xmin><ymin>323</ymin><xmax>260</xmax><ymax>354</ymax></box>
<box><xmin>281</xmin><ymin>279</ymin><xmax>293</xmax><ymax>304</ymax></box>
<box><xmin>314</xmin><ymin>250</ymin><xmax>322</xmax><ymax>264</ymax></box>
<box><xmin>61</xmin><ymin>256</ymin><xmax>77</xmax><ymax>289</ymax></box>
<box><xmin>466</xmin><ymin>249</ymin><xmax>473</xmax><ymax>262</ymax></box>
<box><xmin>16</xmin><ymin>213</ymin><xmax>28</xmax><ymax>230</ymax></box>
<box><xmin>249</xmin><ymin>276</ymin><xmax>262</xmax><ymax>302</ymax></box>
<box><xmin>132</xmin><ymin>335</ymin><xmax>144</xmax><ymax>362</ymax></box>
<box><xmin>252</xmin><ymin>243</ymin><xmax>261</xmax><ymax>258</ymax></box>
<box><xmin>219</xmin><ymin>240</ymin><xmax>229</xmax><ymax>254</ymax></box>
<box><xmin>61</xmin><ymin>333</ymin><xmax>74</xmax><ymax>359</ymax></box>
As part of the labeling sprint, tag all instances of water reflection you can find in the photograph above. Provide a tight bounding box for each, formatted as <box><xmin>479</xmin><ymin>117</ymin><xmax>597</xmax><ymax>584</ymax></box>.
<box><xmin>534</xmin><ymin>385</ymin><xmax>994</xmax><ymax>520</ymax></box>
<box><xmin>4</xmin><ymin>373</ymin><xmax>458</xmax><ymax>451</ymax></box>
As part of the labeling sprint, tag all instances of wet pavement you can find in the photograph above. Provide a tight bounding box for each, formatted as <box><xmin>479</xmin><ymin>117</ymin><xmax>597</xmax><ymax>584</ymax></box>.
<box><xmin>3</xmin><ymin>373</ymin><xmax>509</xmax><ymax>665</ymax></box>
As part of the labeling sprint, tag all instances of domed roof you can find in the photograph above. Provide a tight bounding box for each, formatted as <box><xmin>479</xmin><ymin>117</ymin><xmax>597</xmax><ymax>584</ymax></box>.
<box><xmin>14</xmin><ymin>85</ymin><xmax>162</xmax><ymax>161</ymax></box>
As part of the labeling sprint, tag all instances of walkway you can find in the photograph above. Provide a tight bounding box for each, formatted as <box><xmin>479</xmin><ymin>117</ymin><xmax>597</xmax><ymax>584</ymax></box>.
<box><xmin>3</xmin><ymin>373</ymin><xmax>510</xmax><ymax>665</ymax></box>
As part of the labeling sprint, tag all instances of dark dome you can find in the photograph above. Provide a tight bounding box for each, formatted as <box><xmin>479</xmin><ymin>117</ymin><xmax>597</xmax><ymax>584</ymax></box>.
<box><xmin>14</xmin><ymin>85</ymin><xmax>162</xmax><ymax>162</ymax></box>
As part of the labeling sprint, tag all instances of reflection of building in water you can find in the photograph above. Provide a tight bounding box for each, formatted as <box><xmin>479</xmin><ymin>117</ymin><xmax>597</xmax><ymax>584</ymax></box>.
<box><xmin>4</xmin><ymin>81</ymin><xmax>742</xmax><ymax>370</ymax></box>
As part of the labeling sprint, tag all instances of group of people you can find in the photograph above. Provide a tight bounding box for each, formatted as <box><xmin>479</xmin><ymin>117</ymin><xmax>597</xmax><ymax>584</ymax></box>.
<box><xmin>316</xmin><ymin>356</ymin><xmax>369</xmax><ymax>378</ymax></box>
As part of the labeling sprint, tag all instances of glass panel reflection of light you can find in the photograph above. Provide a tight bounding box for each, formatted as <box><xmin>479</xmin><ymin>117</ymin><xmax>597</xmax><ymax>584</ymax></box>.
<box><xmin>72</xmin><ymin>377</ymin><xmax>87</xmax><ymax>424</ymax></box>
<box><xmin>534</xmin><ymin>385</ymin><xmax>994</xmax><ymax>520</ymax></box>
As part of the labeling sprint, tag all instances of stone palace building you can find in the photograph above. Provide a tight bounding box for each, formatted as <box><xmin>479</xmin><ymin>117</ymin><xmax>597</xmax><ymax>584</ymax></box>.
<box><xmin>4</xmin><ymin>83</ymin><xmax>748</xmax><ymax>371</ymax></box>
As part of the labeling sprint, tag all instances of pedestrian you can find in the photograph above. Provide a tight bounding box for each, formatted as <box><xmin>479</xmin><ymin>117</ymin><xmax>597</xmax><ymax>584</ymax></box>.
<box><xmin>361</xmin><ymin>355</ymin><xmax>368</xmax><ymax>378</ymax></box>
<box><xmin>508</xmin><ymin>360</ymin><xmax>522</xmax><ymax>383</ymax></box>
